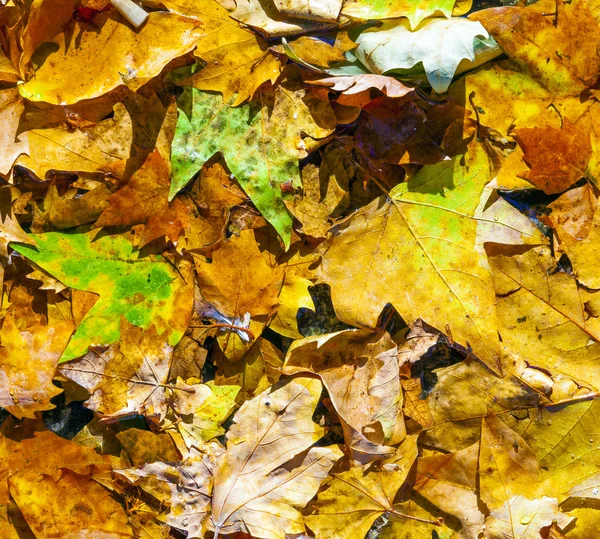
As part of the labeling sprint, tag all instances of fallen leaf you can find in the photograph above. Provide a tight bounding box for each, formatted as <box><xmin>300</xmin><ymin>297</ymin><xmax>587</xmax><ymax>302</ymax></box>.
<box><xmin>490</xmin><ymin>245</ymin><xmax>600</xmax><ymax>389</ymax></box>
<box><xmin>217</xmin><ymin>0</ymin><xmax>334</xmax><ymax>37</ymax></box>
<box><xmin>483</xmin><ymin>496</ymin><xmax>573</xmax><ymax>539</ymax></box>
<box><xmin>195</xmin><ymin>228</ymin><xmax>284</xmax><ymax>330</ymax></box>
<box><xmin>60</xmin><ymin>319</ymin><xmax>177</xmax><ymax>421</ymax></box>
<box><xmin>0</xmin><ymin>88</ymin><xmax>28</xmax><ymax>175</ymax></box>
<box><xmin>513</xmin><ymin>119</ymin><xmax>592</xmax><ymax>194</ymax></box>
<box><xmin>414</xmin><ymin>442</ymin><xmax>484</xmax><ymax>538</ymax></box>
<box><xmin>19</xmin><ymin>12</ymin><xmax>202</xmax><ymax>105</ymax></box>
<box><xmin>471</xmin><ymin>0</ymin><xmax>600</xmax><ymax>96</ymax></box>
<box><xmin>305</xmin><ymin>436</ymin><xmax>420</xmax><ymax>539</ymax></box>
<box><xmin>0</xmin><ymin>313</ymin><xmax>73</xmax><ymax>418</ymax></box>
<box><xmin>342</xmin><ymin>0</ymin><xmax>472</xmax><ymax>28</ymax></box>
<box><xmin>16</xmin><ymin>102</ymin><xmax>133</xmax><ymax>180</ymax></box>
<box><xmin>318</xmin><ymin>142</ymin><xmax>501</xmax><ymax>374</ymax></box>
<box><xmin>170</xmin><ymin>81</ymin><xmax>334</xmax><ymax>247</ymax></box>
<box><xmin>94</xmin><ymin>150</ymin><xmax>190</xmax><ymax>247</ymax></box>
<box><xmin>354</xmin><ymin>18</ymin><xmax>493</xmax><ymax>93</ymax></box>
<box><xmin>14</xmin><ymin>228</ymin><xmax>193</xmax><ymax>361</ymax></box>
<box><xmin>479</xmin><ymin>415</ymin><xmax>539</xmax><ymax>511</ymax></box>
<box><xmin>209</xmin><ymin>377</ymin><xmax>342</xmax><ymax>538</ymax></box>
<box><xmin>32</xmin><ymin>182</ymin><xmax>112</xmax><ymax>232</ymax></box>
<box><xmin>285</xmin><ymin>328</ymin><xmax>404</xmax><ymax>463</ymax></box>
<box><xmin>176</xmin><ymin>0</ymin><xmax>284</xmax><ymax>106</ymax></box>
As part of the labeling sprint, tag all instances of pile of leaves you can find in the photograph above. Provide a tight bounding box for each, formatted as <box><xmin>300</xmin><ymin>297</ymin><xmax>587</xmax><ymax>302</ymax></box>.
<box><xmin>2</xmin><ymin>0</ymin><xmax>600</xmax><ymax>537</ymax></box>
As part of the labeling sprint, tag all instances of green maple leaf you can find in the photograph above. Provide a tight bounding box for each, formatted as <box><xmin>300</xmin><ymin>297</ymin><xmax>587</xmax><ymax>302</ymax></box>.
<box><xmin>13</xmin><ymin>228</ymin><xmax>192</xmax><ymax>362</ymax></box>
<box><xmin>169</xmin><ymin>85</ymin><xmax>333</xmax><ymax>249</ymax></box>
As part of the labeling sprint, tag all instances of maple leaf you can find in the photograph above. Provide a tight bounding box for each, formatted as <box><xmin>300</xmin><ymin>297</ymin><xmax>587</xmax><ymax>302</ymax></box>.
<box><xmin>19</xmin><ymin>12</ymin><xmax>202</xmax><ymax>104</ymax></box>
<box><xmin>285</xmin><ymin>328</ymin><xmax>404</xmax><ymax>463</ymax></box>
<box><xmin>304</xmin><ymin>436</ymin><xmax>426</xmax><ymax>539</ymax></box>
<box><xmin>94</xmin><ymin>150</ymin><xmax>191</xmax><ymax>247</ymax></box>
<box><xmin>341</xmin><ymin>0</ymin><xmax>471</xmax><ymax>28</ymax></box>
<box><xmin>318</xmin><ymin>141</ymin><xmax>502</xmax><ymax>374</ymax></box>
<box><xmin>0</xmin><ymin>313</ymin><xmax>73</xmax><ymax>418</ymax></box>
<box><xmin>13</xmin><ymin>228</ymin><xmax>193</xmax><ymax>361</ymax></box>
<box><xmin>490</xmin><ymin>245</ymin><xmax>600</xmax><ymax>390</ymax></box>
<box><xmin>483</xmin><ymin>496</ymin><xmax>573</xmax><ymax>539</ymax></box>
<box><xmin>217</xmin><ymin>0</ymin><xmax>335</xmax><ymax>36</ymax></box>
<box><xmin>32</xmin><ymin>182</ymin><xmax>112</xmax><ymax>232</ymax></box>
<box><xmin>354</xmin><ymin>17</ymin><xmax>494</xmax><ymax>93</ymax></box>
<box><xmin>170</xmin><ymin>80</ymin><xmax>334</xmax><ymax>247</ymax></box>
<box><xmin>170</xmin><ymin>0</ymin><xmax>284</xmax><ymax>106</ymax></box>
<box><xmin>0</xmin><ymin>89</ymin><xmax>28</xmax><ymax>175</ymax></box>
<box><xmin>60</xmin><ymin>319</ymin><xmax>180</xmax><ymax>421</ymax></box>
<box><xmin>471</xmin><ymin>0</ymin><xmax>600</xmax><ymax>96</ymax></box>
<box><xmin>209</xmin><ymin>377</ymin><xmax>342</xmax><ymax>538</ymax></box>
<box><xmin>513</xmin><ymin>119</ymin><xmax>592</xmax><ymax>194</ymax></box>
<box><xmin>1</xmin><ymin>430</ymin><xmax>128</xmax><ymax>539</ymax></box>
<box><xmin>413</xmin><ymin>441</ymin><xmax>484</xmax><ymax>537</ymax></box>
<box><xmin>16</xmin><ymin>101</ymin><xmax>133</xmax><ymax>180</ymax></box>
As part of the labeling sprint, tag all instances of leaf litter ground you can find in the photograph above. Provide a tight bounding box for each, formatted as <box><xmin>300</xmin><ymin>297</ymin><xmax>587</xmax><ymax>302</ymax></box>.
<box><xmin>1</xmin><ymin>0</ymin><xmax>600</xmax><ymax>538</ymax></box>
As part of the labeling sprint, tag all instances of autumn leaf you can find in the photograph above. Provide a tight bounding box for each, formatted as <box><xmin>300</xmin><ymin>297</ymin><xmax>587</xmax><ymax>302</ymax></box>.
<box><xmin>19</xmin><ymin>12</ymin><xmax>202</xmax><ymax>105</ymax></box>
<box><xmin>513</xmin><ymin>119</ymin><xmax>592</xmax><ymax>194</ymax></box>
<box><xmin>0</xmin><ymin>313</ymin><xmax>73</xmax><ymax>418</ymax></box>
<box><xmin>354</xmin><ymin>17</ymin><xmax>495</xmax><ymax>93</ymax></box>
<box><xmin>172</xmin><ymin>0</ymin><xmax>284</xmax><ymax>106</ymax></box>
<box><xmin>170</xmin><ymin>80</ymin><xmax>334</xmax><ymax>247</ymax></box>
<box><xmin>13</xmin><ymin>228</ymin><xmax>193</xmax><ymax>361</ymax></box>
<box><xmin>218</xmin><ymin>0</ymin><xmax>335</xmax><ymax>36</ymax></box>
<box><xmin>483</xmin><ymin>496</ymin><xmax>573</xmax><ymax>539</ymax></box>
<box><xmin>94</xmin><ymin>150</ymin><xmax>191</xmax><ymax>247</ymax></box>
<box><xmin>305</xmin><ymin>436</ymin><xmax>422</xmax><ymax>539</ymax></box>
<box><xmin>318</xmin><ymin>141</ymin><xmax>502</xmax><ymax>374</ymax></box>
<box><xmin>60</xmin><ymin>319</ymin><xmax>178</xmax><ymax>421</ymax></box>
<box><xmin>471</xmin><ymin>0</ymin><xmax>600</xmax><ymax>96</ymax></box>
<box><xmin>285</xmin><ymin>328</ymin><xmax>404</xmax><ymax>463</ymax></box>
<box><xmin>209</xmin><ymin>377</ymin><xmax>342</xmax><ymax>538</ymax></box>
<box><xmin>341</xmin><ymin>0</ymin><xmax>472</xmax><ymax>28</ymax></box>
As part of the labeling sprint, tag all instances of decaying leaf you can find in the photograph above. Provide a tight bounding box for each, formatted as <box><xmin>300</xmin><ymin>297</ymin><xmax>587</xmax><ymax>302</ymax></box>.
<box><xmin>285</xmin><ymin>328</ymin><xmax>404</xmax><ymax>462</ymax></box>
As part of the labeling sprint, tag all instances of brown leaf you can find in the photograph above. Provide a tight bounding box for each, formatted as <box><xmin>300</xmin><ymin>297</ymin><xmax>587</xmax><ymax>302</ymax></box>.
<box><xmin>60</xmin><ymin>318</ymin><xmax>176</xmax><ymax>422</ymax></box>
<box><xmin>94</xmin><ymin>150</ymin><xmax>190</xmax><ymax>247</ymax></box>
<box><xmin>514</xmin><ymin>119</ymin><xmax>592</xmax><ymax>194</ymax></box>
<box><xmin>285</xmin><ymin>329</ymin><xmax>405</xmax><ymax>463</ymax></box>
